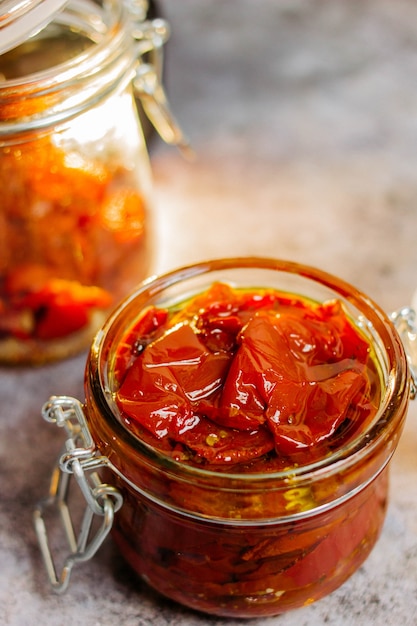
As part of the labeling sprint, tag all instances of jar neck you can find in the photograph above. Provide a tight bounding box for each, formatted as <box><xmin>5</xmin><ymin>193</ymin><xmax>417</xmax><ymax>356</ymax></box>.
<box><xmin>0</xmin><ymin>0</ymin><xmax>140</xmax><ymax>137</ymax></box>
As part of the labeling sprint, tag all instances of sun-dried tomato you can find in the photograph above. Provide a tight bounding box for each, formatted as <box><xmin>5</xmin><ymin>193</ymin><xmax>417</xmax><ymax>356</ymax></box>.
<box><xmin>0</xmin><ymin>129</ymin><xmax>149</xmax><ymax>354</ymax></box>
<box><xmin>116</xmin><ymin>283</ymin><xmax>378</xmax><ymax>467</ymax></box>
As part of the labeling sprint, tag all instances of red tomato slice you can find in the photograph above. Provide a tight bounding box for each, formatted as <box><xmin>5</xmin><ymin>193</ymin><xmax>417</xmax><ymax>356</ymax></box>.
<box><xmin>114</xmin><ymin>306</ymin><xmax>168</xmax><ymax>381</ymax></box>
<box><xmin>13</xmin><ymin>278</ymin><xmax>113</xmax><ymax>339</ymax></box>
<box><xmin>117</xmin><ymin>322</ymin><xmax>231</xmax><ymax>441</ymax></box>
<box><xmin>215</xmin><ymin>312</ymin><xmax>371</xmax><ymax>454</ymax></box>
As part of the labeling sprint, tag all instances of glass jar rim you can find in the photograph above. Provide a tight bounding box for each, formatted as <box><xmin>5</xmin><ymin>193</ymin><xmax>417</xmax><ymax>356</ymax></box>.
<box><xmin>86</xmin><ymin>256</ymin><xmax>410</xmax><ymax>487</ymax></box>
<box><xmin>0</xmin><ymin>0</ymin><xmax>137</xmax><ymax>135</ymax></box>
<box><xmin>0</xmin><ymin>0</ymin><xmax>128</xmax><ymax>84</ymax></box>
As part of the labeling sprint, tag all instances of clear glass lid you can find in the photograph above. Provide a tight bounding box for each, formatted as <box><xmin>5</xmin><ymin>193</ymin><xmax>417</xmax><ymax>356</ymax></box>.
<box><xmin>0</xmin><ymin>0</ymin><xmax>68</xmax><ymax>54</ymax></box>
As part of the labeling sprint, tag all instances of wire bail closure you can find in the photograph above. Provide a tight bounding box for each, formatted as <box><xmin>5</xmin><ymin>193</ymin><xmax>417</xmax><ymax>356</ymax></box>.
<box><xmin>33</xmin><ymin>396</ymin><xmax>123</xmax><ymax>593</ymax></box>
<box><xmin>130</xmin><ymin>8</ymin><xmax>193</xmax><ymax>158</ymax></box>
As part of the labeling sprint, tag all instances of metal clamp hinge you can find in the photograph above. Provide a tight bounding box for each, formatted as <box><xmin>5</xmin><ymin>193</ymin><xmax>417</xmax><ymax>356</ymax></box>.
<box><xmin>391</xmin><ymin>307</ymin><xmax>417</xmax><ymax>400</ymax></box>
<box><xmin>129</xmin><ymin>10</ymin><xmax>194</xmax><ymax>159</ymax></box>
<box><xmin>33</xmin><ymin>396</ymin><xmax>123</xmax><ymax>593</ymax></box>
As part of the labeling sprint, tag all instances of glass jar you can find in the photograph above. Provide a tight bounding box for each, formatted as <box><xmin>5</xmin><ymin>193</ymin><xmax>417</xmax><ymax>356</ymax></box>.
<box><xmin>0</xmin><ymin>0</ymin><xmax>182</xmax><ymax>365</ymax></box>
<box><xmin>34</xmin><ymin>257</ymin><xmax>414</xmax><ymax>618</ymax></box>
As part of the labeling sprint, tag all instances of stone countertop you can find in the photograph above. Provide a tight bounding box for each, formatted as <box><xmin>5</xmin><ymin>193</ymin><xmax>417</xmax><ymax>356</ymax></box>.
<box><xmin>2</xmin><ymin>0</ymin><xmax>417</xmax><ymax>624</ymax></box>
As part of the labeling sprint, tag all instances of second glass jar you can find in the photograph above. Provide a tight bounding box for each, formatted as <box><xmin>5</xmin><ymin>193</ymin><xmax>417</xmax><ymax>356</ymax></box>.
<box><xmin>0</xmin><ymin>0</ymin><xmax>159</xmax><ymax>364</ymax></box>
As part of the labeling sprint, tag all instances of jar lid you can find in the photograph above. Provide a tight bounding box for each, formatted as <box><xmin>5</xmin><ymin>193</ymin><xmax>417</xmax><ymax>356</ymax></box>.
<box><xmin>0</xmin><ymin>0</ymin><xmax>68</xmax><ymax>55</ymax></box>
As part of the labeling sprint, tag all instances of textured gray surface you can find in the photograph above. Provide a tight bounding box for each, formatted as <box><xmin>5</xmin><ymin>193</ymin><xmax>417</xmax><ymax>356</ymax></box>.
<box><xmin>2</xmin><ymin>0</ymin><xmax>417</xmax><ymax>624</ymax></box>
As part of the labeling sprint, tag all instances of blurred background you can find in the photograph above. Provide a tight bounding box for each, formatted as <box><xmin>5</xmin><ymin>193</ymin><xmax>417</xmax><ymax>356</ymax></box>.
<box><xmin>2</xmin><ymin>1</ymin><xmax>417</xmax><ymax>624</ymax></box>
<box><xmin>152</xmin><ymin>0</ymin><xmax>417</xmax><ymax>316</ymax></box>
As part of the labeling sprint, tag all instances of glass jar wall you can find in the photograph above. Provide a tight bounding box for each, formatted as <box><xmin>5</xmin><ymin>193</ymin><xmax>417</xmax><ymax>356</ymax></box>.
<box><xmin>0</xmin><ymin>0</ymin><xmax>156</xmax><ymax>364</ymax></box>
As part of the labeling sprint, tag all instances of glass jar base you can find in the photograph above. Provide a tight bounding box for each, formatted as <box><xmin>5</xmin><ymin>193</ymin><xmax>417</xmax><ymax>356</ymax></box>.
<box><xmin>0</xmin><ymin>310</ymin><xmax>108</xmax><ymax>365</ymax></box>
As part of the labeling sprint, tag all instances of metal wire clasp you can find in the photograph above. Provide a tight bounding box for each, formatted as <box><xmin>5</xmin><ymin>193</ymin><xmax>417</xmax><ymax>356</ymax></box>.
<box><xmin>129</xmin><ymin>6</ymin><xmax>194</xmax><ymax>159</ymax></box>
<box><xmin>33</xmin><ymin>396</ymin><xmax>123</xmax><ymax>593</ymax></box>
<box><xmin>391</xmin><ymin>307</ymin><xmax>417</xmax><ymax>400</ymax></box>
